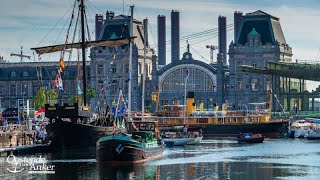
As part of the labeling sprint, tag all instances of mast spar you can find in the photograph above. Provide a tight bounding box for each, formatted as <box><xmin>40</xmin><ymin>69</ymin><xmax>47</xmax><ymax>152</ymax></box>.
<box><xmin>80</xmin><ymin>0</ymin><xmax>87</xmax><ymax>106</ymax></box>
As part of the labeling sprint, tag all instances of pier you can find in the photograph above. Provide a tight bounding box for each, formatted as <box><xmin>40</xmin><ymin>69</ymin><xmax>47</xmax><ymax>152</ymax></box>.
<box><xmin>0</xmin><ymin>125</ymin><xmax>38</xmax><ymax>156</ymax></box>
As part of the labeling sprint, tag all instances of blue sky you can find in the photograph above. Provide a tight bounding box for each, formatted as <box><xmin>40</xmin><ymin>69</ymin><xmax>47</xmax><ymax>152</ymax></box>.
<box><xmin>1</xmin><ymin>0</ymin><xmax>320</xmax><ymax>65</ymax></box>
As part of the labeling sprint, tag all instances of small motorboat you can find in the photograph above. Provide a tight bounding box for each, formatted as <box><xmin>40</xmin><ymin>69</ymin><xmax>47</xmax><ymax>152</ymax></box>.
<box><xmin>237</xmin><ymin>132</ymin><xmax>264</xmax><ymax>143</ymax></box>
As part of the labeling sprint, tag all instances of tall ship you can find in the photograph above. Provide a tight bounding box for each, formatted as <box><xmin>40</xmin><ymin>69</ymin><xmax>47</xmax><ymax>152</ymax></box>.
<box><xmin>154</xmin><ymin>91</ymin><xmax>288</xmax><ymax>138</ymax></box>
<box><xmin>31</xmin><ymin>0</ymin><xmax>134</xmax><ymax>148</ymax></box>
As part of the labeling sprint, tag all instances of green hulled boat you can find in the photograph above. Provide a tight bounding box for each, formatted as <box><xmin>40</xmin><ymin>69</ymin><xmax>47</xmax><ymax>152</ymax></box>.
<box><xmin>96</xmin><ymin>121</ymin><xmax>164</xmax><ymax>164</ymax></box>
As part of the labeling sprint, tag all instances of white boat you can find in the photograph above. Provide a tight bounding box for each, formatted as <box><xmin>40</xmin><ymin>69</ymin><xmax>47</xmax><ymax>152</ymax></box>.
<box><xmin>291</xmin><ymin>120</ymin><xmax>312</xmax><ymax>138</ymax></box>
<box><xmin>186</xmin><ymin>136</ymin><xmax>203</xmax><ymax>145</ymax></box>
<box><xmin>305</xmin><ymin>120</ymin><xmax>320</xmax><ymax>139</ymax></box>
<box><xmin>161</xmin><ymin>131</ymin><xmax>202</xmax><ymax>146</ymax></box>
<box><xmin>162</xmin><ymin>137</ymin><xmax>195</xmax><ymax>146</ymax></box>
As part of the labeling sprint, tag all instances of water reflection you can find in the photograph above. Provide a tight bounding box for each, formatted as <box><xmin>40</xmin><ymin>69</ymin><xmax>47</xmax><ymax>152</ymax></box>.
<box><xmin>0</xmin><ymin>138</ymin><xmax>320</xmax><ymax>179</ymax></box>
<box><xmin>97</xmin><ymin>164</ymin><xmax>160</xmax><ymax>180</ymax></box>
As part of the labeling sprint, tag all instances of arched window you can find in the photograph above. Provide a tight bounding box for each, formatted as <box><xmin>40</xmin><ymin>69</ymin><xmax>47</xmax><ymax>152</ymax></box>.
<box><xmin>23</xmin><ymin>71</ymin><xmax>28</xmax><ymax>77</ymax></box>
<box><xmin>11</xmin><ymin>71</ymin><xmax>16</xmax><ymax>77</ymax></box>
<box><xmin>160</xmin><ymin>66</ymin><xmax>216</xmax><ymax>92</ymax></box>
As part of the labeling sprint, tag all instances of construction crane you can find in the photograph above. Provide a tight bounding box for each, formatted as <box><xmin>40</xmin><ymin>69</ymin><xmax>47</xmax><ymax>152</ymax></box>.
<box><xmin>206</xmin><ymin>45</ymin><xmax>218</xmax><ymax>64</ymax></box>
<box><xmin>10</xmin><ymin>46</ymin><xmax>31</xmax><ymax>62</ymax></box>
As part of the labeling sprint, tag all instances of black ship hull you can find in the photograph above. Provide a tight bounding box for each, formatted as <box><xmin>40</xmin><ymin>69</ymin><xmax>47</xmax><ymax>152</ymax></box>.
<box><xmin>96</xmin><ymin>135</ymin><xmax>164</xmax><ymax>164</ymax></box>
<box><xmin>46</xmin><ymin>119</ymin><xmax>116</xmax><ymax>148</ymax></box>
<box><xmin>200</xmin><ymin>121</ymin><xmax>288</xmax><ymax>138</ymax></box>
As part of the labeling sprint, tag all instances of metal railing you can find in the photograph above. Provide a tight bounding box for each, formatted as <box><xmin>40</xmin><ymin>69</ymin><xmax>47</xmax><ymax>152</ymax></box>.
<box><xmin>0</xmin><ymin>125</ymin><xmax>29</xmax><ymax>133</ymax></box>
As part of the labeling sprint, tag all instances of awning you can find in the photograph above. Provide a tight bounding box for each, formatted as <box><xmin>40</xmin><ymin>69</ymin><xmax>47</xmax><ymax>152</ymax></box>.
<box><xmin>31</xmin><ymin>37</ymin><xmax>136</xmax><ymax>55</ymax></box>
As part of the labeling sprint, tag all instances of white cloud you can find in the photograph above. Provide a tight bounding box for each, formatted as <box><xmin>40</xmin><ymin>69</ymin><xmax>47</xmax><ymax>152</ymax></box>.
<box><xmin>1</xmin><ymin>0</ymin><xmax>320</xmax><ymax>63</ymax></box>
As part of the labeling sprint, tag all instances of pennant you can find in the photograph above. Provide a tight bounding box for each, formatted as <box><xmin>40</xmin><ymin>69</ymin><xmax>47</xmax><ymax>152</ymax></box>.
<box><xmin>77</xmin><ymin>80</ymin><xmax>83</xmax><ymax>94</ymax></box>
<box><xmin>128</xmin><ymin>72</ymin><xmax>131</xmax><ymax>81</ymax></box>
<box><xmin>45</xmin><ymin>82</ymin><xmax>49</xmax><ymax>90</ymax></box>
<box><xmin>59</xmin><ymin>56</ymin><xmax>65</xmax><ymax>73</ymax></box>
<box><xmin>54</xmin><ymin>70</ymin><xmax>63</xmax><ymax>91</ymax></box>
<box><xmin>120</xmin><ymin>107</ymin><xmax>126</xmax><ymax>115</ymax></box>
<box><xmin>54</xmin><ymin>71</ymin><xmax>59</xmax><ymax>88</ymax></box>
<box><xmin>112</xmin><ymin>106</ymin><xmax>118</xmax><ymax>119</ymax></box>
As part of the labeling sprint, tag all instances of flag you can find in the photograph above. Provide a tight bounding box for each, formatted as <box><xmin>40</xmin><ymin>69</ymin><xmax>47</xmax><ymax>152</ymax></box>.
<box><xmin>54</xmin><ymin>71</ymin><xmax>59</xmax><ymax>88</ymax></box>
<box><xmin>54</xmin><ymin>70</ymin><xmax>63</xmax><ymax>91</ymax></box>
<box><xmin>154</xmin><ymin>82</ymin><xmax>159</xmax><ymax>91</ymax></box>
<box><xmin>112</xmin><ymin>106</ymin><xmax>118</xmax><ymax>119</ymax></box>
<box><xmin>59</xmin><ymin>56</ymin><xmax>65</xmax><ymax>73</ymax></box>
<box><xmin>293</xmin><ymin>101</ymin><xmax>299</xmax><ymax>116</ymax></box>
<box><xmin>128</xmin><ymin>72</ymin><xmax>131</xmax><ymax>81</ymax></box>
<box><xmin>45</xmin><ymin>82</ymin><xmax>49</xmax><ymax>90</ymax></box>
<box><xmin>77</xmin><ymin>80</ymin><xmax>83</xmax><ymax>94</ymax></box>
<box><xmin>120</xmin><ymin>107</ymin><xmax>126</xmax><ymax>115</ymax></box>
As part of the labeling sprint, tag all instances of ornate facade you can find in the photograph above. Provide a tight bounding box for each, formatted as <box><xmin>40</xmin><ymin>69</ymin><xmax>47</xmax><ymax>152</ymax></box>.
<box><xmin>228</xmin><ymin>10</ymin><xmax>293</xmax><ymax>110</ymax></box>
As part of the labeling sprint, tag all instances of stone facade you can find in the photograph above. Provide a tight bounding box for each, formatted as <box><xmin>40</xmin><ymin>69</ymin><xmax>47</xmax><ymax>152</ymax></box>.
<box><xmin>90</xmin><ymin>15</ymin><xmax>154</xmax><ymax>112</ymax></box>
<box><xmin>0</xmin><ymin>61</ymin><xmax>84</xmax><ymax>109</ymax></box>
<box><xmin>228</xmin><ymin>10</ymin><xmax>293</xmax><ymax>110</ymax></box>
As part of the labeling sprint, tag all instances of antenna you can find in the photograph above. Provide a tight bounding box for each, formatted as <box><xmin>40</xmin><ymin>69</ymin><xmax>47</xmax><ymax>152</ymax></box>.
<box><xmin>10</xmin><ymin>46</ymin><xmax>31</xmax><ymax>62</ymax></box>
<box><xmin>206</xmin><ymin>45</ymin><xmax>218</xmax><ymax>64</ymax></box>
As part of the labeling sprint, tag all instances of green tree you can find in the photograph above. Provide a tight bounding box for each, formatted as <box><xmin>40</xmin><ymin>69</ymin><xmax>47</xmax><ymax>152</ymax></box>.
<box><xmin>67</xmin><ymin>88</ymin><xmax>96</xmax><ymax>104</ymax></box>
<box><xmin>68</xmin><ymin>95</ymin><xmax>80</xmax><ymax>104</ymax></box>
<box><xmin>87</xmin><ymin>88</ymin><xmax>96</xmax><ymax>98</ymax></box>
<box><xmin>33</xmin><ymin>87</ymin><xmax>58</xmax><ymax>110</ymax></box>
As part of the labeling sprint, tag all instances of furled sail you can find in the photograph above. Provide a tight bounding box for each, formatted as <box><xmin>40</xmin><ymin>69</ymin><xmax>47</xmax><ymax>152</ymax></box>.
<box><xmin>31</xmin><ymin>37</ymin><xmax>136</xmax><ymax>55</ymax></box>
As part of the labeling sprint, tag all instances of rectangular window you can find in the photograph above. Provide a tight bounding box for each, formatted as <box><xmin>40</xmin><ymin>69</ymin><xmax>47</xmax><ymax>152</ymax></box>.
<box><xmin>33</xmin><ymin>83</ymin><xmax>39</xmax><ymax>95</ymax></box>
<box><xmin>11</xmin><ymin>84</ymin><xmax>16</xmax><ymax>96</ymax></box>
<box><xmin>111</xmin><ymin>65</ymin><xmax>117</xmax><ymax>74</ymax></box>
<box><xmin>98</xmin><ymin>64</ymin><xmax>103</xmax><ymax>75</ymax></box>
<box><xmin>0</xmin><ymin>84</ymin><xmax>3</xmax><ymax>95</ymax></box>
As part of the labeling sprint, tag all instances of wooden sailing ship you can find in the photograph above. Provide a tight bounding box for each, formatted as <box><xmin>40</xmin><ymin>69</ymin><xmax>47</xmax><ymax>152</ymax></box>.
<box><xmin>31</xmin><ymin>0</ymin><xmax>134</xmax><ymax>148</ymax></box>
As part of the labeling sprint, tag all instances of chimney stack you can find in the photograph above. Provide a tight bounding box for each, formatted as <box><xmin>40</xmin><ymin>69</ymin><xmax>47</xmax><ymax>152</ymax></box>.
<box><xmin>234</xmin><ymin>11</ymin><xmax>243</xmax><ymax>43</ymax></box>
<box><xmin>171</xmin><ymin>10</ymin><xmax>180</xmax><ymax>63</ymax></box>
<box><xmin>95</xmin><ymin>14</ymin><xmax>104</xmax><ymax>40</ymax></box>
<box><xmin>218</xmin><ymin>16</ymin><xmax>227</xmax><ymax>65</ymax></box>
<box><xmin>157</xmin><ymin>15</ymin><xmax>166</xmax><ymax>65</ymax></box>
<box><xmin>106</xmin><ymin>11</ymin><xmax>115</xmax><ymax>20</ymax></box>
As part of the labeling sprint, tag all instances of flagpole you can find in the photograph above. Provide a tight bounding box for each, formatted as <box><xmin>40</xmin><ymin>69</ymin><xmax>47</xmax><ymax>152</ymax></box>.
<box><xmin>184</xmin><ymin>75</ymin><xmax>187</xmax><ymax>125</ymax></box>
<box><xmin>128</xmin><ymin>5</ymin><xmax>134</xmax><ymax>121</ymax></box>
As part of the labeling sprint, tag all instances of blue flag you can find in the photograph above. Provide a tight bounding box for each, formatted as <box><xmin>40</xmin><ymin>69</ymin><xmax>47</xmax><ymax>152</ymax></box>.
<box><xmin>45</xmin><ymin>83</ymin><xmax>49</xmax><ymax>90</ymax></box>
<box><xmin>120</xmin><ymin>107</ymin><xmax>126</xmax><ymax>115</ymax></box>
<box><xmin>77</xmin><ymin>80</ymin><xmax>83</xmax><ymax>94</ymax></box>
<box><xmin>112</xmin><ymin>107</ymin><xmax>118</xmax><ymax>119</ymax></box>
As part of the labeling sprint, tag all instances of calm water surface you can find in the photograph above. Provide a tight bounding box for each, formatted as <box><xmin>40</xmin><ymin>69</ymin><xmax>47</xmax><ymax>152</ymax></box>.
<box><xmin>1</xmin><ymin>138</ymin><xmax>320</xmax><ymax>179</ymax></box>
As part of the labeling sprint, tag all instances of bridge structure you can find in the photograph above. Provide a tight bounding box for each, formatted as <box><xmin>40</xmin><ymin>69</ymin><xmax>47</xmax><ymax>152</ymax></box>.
<box><xmin>240</xmin><ymin>61</ymin><xmax>320</xmax><ymax>116</ymax></box>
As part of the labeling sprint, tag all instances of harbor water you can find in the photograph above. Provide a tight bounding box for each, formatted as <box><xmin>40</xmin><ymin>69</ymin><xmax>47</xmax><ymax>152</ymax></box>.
<box><xmin>1</xmin><ymin>138</ymin><xmax>320</xmax><ymax>179</ymax></box>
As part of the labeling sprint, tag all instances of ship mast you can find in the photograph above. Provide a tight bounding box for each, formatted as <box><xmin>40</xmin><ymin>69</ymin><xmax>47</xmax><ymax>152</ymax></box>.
<box><xmin>128</xmin><ymin>5</ymin><xmax>134</xmax><ymax>120</ymax></box>
<box><xmin>80</xmin><ymin>0</ymin><xmax>87</xmax><ymax>106</ymax></box>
